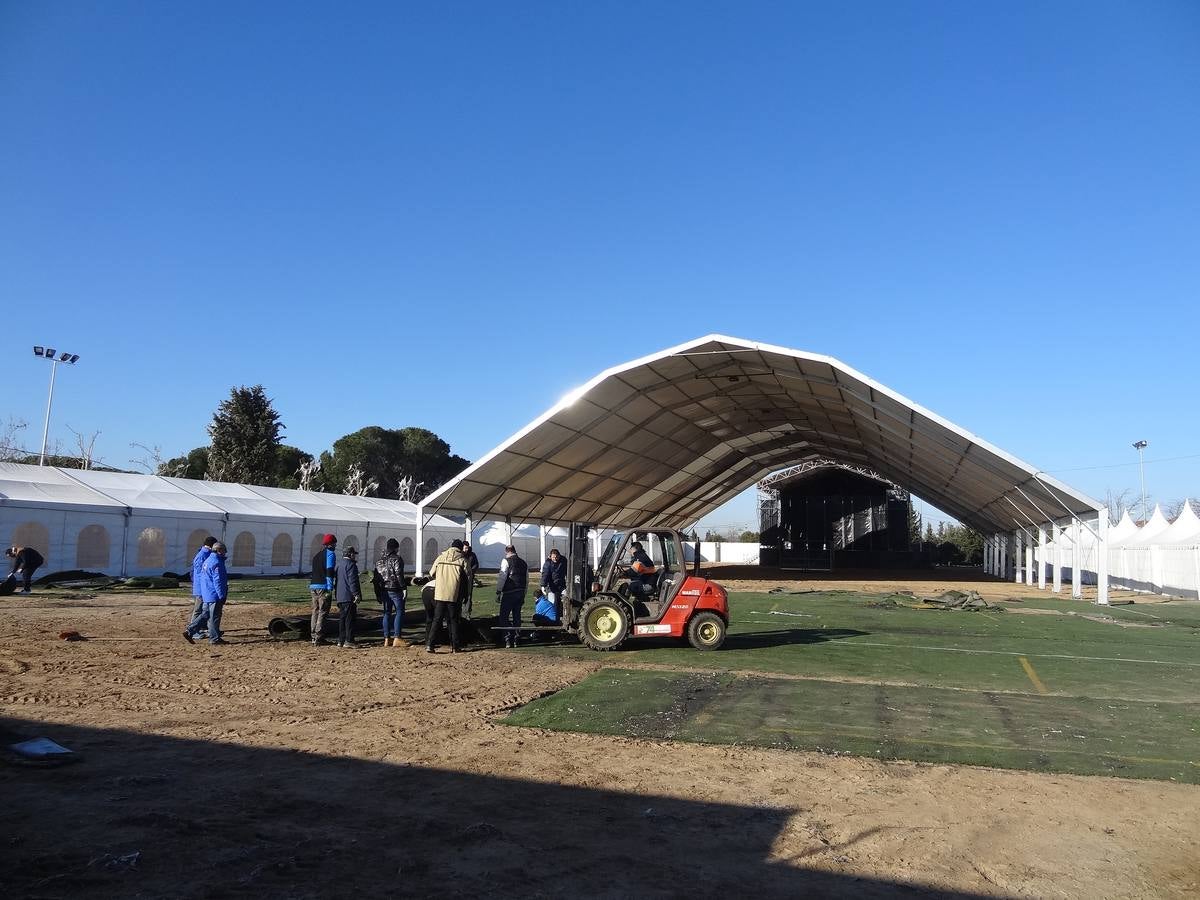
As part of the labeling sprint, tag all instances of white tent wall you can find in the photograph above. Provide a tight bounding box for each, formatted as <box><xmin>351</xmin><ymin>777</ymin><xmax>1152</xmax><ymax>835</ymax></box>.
<box><xmin>684</xmin><ymin>542</ymin><xmax>760</xmax><ymax>564</ymax></box>
<box><xmin>1035</xmin><ymin>507</ymin><xmax>1200</xmax><ymax>600</ymax></box>
<box><xmin>0</xmin><ymin>463</ymin><xmax>469</xmax><ymax>579</ymax></box>
<box><xmin>0</xmin><ymin>503</ymin><xmax>128</xmax><ymax>575</ymax></box>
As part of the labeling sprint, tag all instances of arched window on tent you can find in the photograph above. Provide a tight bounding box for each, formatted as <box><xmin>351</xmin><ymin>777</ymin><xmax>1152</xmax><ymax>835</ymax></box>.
<box><xmin>399</xmin><ymin>537</ymin><xmax>414</xmax><ymax>564</ymax></box>
<box><xmin>11</xmin><ymin>522</ymin><xmax>50</xmax><ymax>566</ymax></box>
<box><xmin>137</xmin><ymin>527</ymin><xmax>166</xmax><ymax>569</ymax></box>
<box><xmin>424</xmin><ymin>538</ymin><xmax>438</xmax><ymax>565</ymax></box>
<box><xmin>185</xmin><ymin>528</ymin><xmax>211</xmax><ymax>563</ymax></box>
<box><xmin>232</xmin><ymin>532</ymin><xmax>256</xmax><ymax>567</ymax></box>
<box><xmin>344</xmin><ymin>534</ymin><xmax>360</xmax><ymax>554</ymax></box>
<box><xmin>373</xmin><ymin>536</ymin><xmax>388</xmax><ymax>567</ymax></box>
<box><xmin>76</xmin><ymin>525</ymin><xmax>110</xmax><ymax>569</ymax></box>
<box><xmin>271</xmin><ymin>533</ymin><xmax>293</xmax><ymax>567</ymax></box>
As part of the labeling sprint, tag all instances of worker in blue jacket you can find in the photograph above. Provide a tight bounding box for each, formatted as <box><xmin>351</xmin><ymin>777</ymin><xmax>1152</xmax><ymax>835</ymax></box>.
<box><xmin>189</xmin><ymin>536</ymin><xmax>217</xmax><ymax>638</ymax></box>
<box><xmin>183</xmin><ymin>541</ymin><xmax>229</xmax><ymax>646</ymax></box>
<box><xmin>309</xmin><ymin>534</ymin><xmax>337</xmax><ymax>646</ymax></box>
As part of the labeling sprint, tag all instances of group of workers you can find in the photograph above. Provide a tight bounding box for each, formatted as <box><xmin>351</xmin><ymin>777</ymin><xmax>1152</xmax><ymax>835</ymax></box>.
<box><xmin>178</xmin><ymin>531</ymin><xmax>577</xmax><ymax>651</ymax></box>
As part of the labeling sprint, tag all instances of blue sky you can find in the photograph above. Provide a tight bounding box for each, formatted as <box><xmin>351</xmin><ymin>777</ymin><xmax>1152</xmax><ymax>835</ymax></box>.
<box><xmin>3</xmin><ymin>1</ymin><xmax>1198</xmax><ymax>530</ymax></box>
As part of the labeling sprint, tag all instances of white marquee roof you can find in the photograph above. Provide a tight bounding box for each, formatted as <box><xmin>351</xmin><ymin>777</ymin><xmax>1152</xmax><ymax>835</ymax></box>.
<box><xmin>68</xmin><ymin>469</ymin><xmax>223</xmax><ymax>519</ymax></box>
<box><xmin>420</xmin><ymin>335</ymin><xmax>1103</xmax><ymax>533</ymax></box>
<box><xmin>0</xmin><ymin>462</ymin><xmax>126</xmax><ymax>514</ymax></box>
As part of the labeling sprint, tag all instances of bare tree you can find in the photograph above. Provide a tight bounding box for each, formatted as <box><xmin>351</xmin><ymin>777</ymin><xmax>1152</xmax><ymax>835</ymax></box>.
<box><xmin>344</xmin><ymin>463</ymin><xmax>378</xmax><ymax>497</ymax></box>
<box><xmin>129</xmin><ymin>441</ymin><xmax>167</xmax><ymax>475</ymax></box>
<box><xmin>67</xmin><ymin>426</ymin><xmax>102</xmax><ymax>470</ymax></box>
<box><xmin>0</xmin><ymin>417</ymin><xmax>29</xmax><ymax>462</ymax></box>
<box><xmin>1104</xmin><ymin>487</ymin><xmax>1138</xmax><ymax>525</ymax></box>
<box><xmin>297</xmin><ymin>458</ymin><xmax>321</xmax><ymax>491</ymax></box>
<box><xmin>395</xmin><ymin>474</ymin><xmax>424</xmax><ymax>502</ymax></box>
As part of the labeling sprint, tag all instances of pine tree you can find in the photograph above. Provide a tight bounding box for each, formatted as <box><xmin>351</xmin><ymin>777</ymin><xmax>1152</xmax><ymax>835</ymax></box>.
<box><xmin>206</xmin><ymin>385</ymin><xmax>284</xmax><ymax>484</ymax></box>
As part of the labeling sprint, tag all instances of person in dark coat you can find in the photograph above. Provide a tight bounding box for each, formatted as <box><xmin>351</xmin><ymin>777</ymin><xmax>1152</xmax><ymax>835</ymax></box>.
<box><xmin>373</xmin><ymin>538</ymin><xmax>407</xmax><ymax>647</ymax></box>
<box><xmin>461</xmin><ymin>541</ymin><xmax>480</xmax><ymax>618</ymax></box>
<box><xmin>495</xmin><ymin>545</ymin><xmax>528</xmax><ymax>648</ymax></box>
<box><xmin>539</xmin><ymin>548</ymin><xmax>567</xmax><ymax>619</ymax></box>
<box><xmin>336</xmin><ymin>546</ymin><xmax>362</xmax><ymax>648</ymax></box>
<box><xmin>7</xmin><ymin>546</ymin><xmax>45</xmax><ymax>594</ymax></box>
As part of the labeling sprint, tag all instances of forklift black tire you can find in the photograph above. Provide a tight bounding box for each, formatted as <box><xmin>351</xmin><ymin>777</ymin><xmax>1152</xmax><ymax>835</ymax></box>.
<box><xmin>687</xmin><ymin>611</ymin><xmax>726</xmax><ymax>650</ymax></box>
<box><xmin>578</xmin><ymin>597</ymin><xmax>630</xmax><ymax>651</ymax></box>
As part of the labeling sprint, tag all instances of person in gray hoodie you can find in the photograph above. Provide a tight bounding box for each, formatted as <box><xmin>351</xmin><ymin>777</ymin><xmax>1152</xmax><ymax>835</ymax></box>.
<box><xmin>335</xmin><ymin>546</ymin><xmax>362</xmax><ymax>648</ymax></box>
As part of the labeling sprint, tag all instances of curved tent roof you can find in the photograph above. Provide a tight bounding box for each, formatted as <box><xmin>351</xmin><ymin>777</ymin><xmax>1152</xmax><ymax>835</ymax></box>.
<box><xmin>420</xmin><ymin>334</ymin><xmax>1103</xmax><ymax>532</ymax></box>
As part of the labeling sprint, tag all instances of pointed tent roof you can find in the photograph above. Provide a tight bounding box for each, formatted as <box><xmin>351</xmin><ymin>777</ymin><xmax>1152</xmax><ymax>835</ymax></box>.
<box><xmin>1108</xmin><ymin>509</ymin><xmax>1140</xmax><ymax>545</ymax></box>
<box><xmin>1123</xmin><ymin>505</ymin><xmax>1171</xmax><ymax>546</ymax></box>
<box><xmin>1160</xmin><ymin>501</ymin><xmax>1200</xmax><ymax>544</ymax></box>
<box><xmin>419</xmin><ymin>335</ymin><xmax>1103</xmax><ymax>532</ymax></box>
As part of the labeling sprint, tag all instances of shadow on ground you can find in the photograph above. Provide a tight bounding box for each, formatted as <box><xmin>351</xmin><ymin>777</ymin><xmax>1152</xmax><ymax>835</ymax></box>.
<box><xmin>0</xmin><ymin>716</ymin><xmax>986</xmax><ymax>899</ymax></box>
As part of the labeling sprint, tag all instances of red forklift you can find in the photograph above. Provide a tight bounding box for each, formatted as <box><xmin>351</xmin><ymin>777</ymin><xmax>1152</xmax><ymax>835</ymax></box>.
<box><xmin>549</xmin><ymin>523</ymin><xmax>729</xmax><ymax>651</ymax></box>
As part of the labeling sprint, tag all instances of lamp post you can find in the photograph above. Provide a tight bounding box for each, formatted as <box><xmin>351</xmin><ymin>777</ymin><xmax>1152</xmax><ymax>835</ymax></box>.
<box><xmin>32</xmin><ymin>346</ymin><xmax>80</xmax><ymax>466</ymax></box>
<box><xmin>1132</xmin><ymin>440</ymin><xmax>1148</xmax><ymax>522</ymax></box>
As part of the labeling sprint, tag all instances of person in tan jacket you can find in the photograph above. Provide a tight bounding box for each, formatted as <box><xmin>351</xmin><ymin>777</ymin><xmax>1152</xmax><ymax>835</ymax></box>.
<box><xmin>426</xmin><ymin>539</ymin><xmax>470</xmax><ymax>653</ymax></box>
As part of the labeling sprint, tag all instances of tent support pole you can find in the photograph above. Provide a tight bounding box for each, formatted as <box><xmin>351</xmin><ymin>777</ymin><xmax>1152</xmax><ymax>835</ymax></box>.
<box><xmin>120</xmin><ymin>509</ymin><xmax>131</xmax><ymax>577</ymax></box>
<box><xmin>1037</xmin><ymin>525</ymin><xmax>1047</xmax><ymax>590</ymax></box>
<box><xmin>416</xmin><ymin>506</ymin><xmax>425</xmax><ymax>576</ymax></box>
<box><xmin>1014</xmin><ymin>530</ymin><xmax>1023</xmax><ymax>584</ymax></box>
<box><xmin>539</xmin><ymin>524</ymin><xmax>546</xmax><ymax>562</ymax></box>
<box><xmin>465</xmin><ymin>512</ymin><xmax>473</xmax><ymax>547</ymax></box>
<box><xmin>1025</xmin><ymin>530</ymin><xmax>1034</xmax><ymax>586</ymax></box>
<box><xmin>1071</xmin><ymin>518</ymin><xmax>1083</xmax><ymax>599</ymax></box>
<box><xmin>1052</xmin><ymin>522</ymin><xmax>1062</xmax><ymax>593</ymax></box>
<box><xmin>1096</xmin><ymin>514</ymin><xmax>1109</xmax><ymax>605</ymax></box>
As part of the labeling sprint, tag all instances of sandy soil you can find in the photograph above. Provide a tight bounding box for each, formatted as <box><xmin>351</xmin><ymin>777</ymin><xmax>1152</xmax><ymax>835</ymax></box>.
<box><xmin>1</xmin><ymin>588</ymin><xmax>1197</xmax><ymax>899</ymax></box>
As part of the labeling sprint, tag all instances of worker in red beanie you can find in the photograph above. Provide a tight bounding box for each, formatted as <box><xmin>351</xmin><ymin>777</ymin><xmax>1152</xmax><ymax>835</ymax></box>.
<box><xmin>309</xmin><ymin>534</ymin><xmax>338</xmax><ymax>644</ymax></box>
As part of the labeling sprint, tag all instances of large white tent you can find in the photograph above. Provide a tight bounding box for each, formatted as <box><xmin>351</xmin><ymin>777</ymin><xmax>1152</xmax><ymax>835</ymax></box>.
<box><xmin>0</xmin><ymin>462</ymin><xmax>461</xmax><ymax>578</ymax></box>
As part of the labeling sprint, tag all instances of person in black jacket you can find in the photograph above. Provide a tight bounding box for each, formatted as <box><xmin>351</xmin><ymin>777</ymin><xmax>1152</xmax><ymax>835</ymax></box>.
<box><xmin>6</xmin><ymin>546</ymin><xmax>45</xmax><ymax>594</ymax></box>
<box><xmin>495</xmin><ymin>545</ymin><xmax>528</xmax><ymax>648</ymax></box>
<box><xmin>335</xmin><ymin>546</ymin><xmax>362</xmax><ymax>648</ymax></box>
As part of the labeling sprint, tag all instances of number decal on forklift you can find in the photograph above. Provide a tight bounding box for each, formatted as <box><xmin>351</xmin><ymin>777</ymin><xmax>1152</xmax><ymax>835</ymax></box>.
<box><xmin>634</xmin><ymin>624</ymin><xmax>672</xmax><ymax>635</ymax></box>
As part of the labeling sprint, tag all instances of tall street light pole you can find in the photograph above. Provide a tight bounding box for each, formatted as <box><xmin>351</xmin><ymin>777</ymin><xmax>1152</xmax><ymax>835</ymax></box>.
<box><xmin>1132</xmin><ymin>440</ymin><xmax>1148</xmax><ymax>522</ymax></box>
<box><xmin>33</xmin><ymin>346</ymin><xmax>80</xmax><ymax>466</ymax></box>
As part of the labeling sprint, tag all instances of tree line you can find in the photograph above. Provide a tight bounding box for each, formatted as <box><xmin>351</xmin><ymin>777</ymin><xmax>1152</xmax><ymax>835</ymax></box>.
<box><xmin>158</xmin><ymin>385</ymin><xmax>470</xmax><ymax>499</ymax></box>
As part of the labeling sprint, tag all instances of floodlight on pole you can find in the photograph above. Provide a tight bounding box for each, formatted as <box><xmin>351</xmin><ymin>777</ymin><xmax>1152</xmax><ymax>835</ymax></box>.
<box><xmin>1132</xmin><ymin>440</ymin><xmax>1148</xmax><ymax>523</ymax></box>
<box><xmin>32</xmin><ymin>345</ymin><xmax>81</xmax><ymax>466</ymax></box>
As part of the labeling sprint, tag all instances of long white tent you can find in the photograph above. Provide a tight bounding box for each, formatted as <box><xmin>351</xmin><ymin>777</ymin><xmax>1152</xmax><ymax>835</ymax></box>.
<box><xmin>0</xmin><ymin>462</ymin><xmax>461</xmax><ymax>578</ymax></box>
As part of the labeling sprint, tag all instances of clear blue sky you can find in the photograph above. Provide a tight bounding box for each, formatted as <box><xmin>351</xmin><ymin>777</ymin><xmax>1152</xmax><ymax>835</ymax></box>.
<box><xmin>3</xmin><ymin>2</ymin><xmax>1197</xmax><ymax>531</ymax></box>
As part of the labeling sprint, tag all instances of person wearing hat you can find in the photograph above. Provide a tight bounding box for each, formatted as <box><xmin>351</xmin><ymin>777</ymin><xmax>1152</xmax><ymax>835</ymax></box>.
<box><xmin>183</xmin><ymin>541</ymin><xmax>229</xmax><ymax>646</ymax></box>
<box><xmin>335</xmin><ymin>545</ymin><xmax>362</xmax><ymax>648</ymax></box>
<box><xmin>309</xmin><ymin>534</ymin><xmax>338</xmax><ymax>646</ymax></box>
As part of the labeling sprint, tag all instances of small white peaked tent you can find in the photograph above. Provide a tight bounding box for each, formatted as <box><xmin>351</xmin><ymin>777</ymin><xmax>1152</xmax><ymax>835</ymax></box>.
<box><xmin>1160</xmin><ymin>502</ymin><xmax>1200</xmax><ymax>544</ymax></box>
<box><xmin>1107</xmin><ymin>510</ymin><xmax>1140</xmax><ymax>546</ymax></box>
<box><xmin>1121</xmin><ymin>505</ymin><xmax>1170</xmax><ymax>547</ymax></box>
<box><xmin>0</xmin><ymin>463</ymin><xmax>461</xmax><ymax>578</ymax></box>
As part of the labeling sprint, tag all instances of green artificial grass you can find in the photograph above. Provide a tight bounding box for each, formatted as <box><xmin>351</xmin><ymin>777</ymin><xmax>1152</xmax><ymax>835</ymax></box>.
<box><xmin>504</xmin><ymin>669</ymin><xmax>1200</xmax><ymax>783</ymax></box>
<box><xmin>501</xmin><ymin>589</ymin><xmax>1200</xmax><ymax>782</ymax></box>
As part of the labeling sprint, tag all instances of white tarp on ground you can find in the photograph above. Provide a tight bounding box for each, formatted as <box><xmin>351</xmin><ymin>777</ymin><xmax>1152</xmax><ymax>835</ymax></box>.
<box><xmin>0</xmin><ymin>462</ymin><xmax>462</xmax><ymax>578</ymax></box>
<box><xmin>1037</xmin><ymin>504</ymin><xmax>1200</xmax><ymax>600</ymax></box>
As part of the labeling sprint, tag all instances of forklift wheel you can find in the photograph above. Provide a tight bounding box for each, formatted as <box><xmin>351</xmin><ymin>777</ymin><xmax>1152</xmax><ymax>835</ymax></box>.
<box><xmin>687</xmin><ymin>612</ymin><xmax>726</xmax><ymax>650</ymax></box>
<box><xmin>578</xmin><ymin>597</ymin><xmax>629</xmax><ymax>651</ymax></box>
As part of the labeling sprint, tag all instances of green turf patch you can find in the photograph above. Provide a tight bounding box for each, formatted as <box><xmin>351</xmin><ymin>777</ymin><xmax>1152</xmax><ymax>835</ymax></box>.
<box><xmin>503</xmin><ymin>669</ymin><xmax>1200</xmax><ymax>783</ymax></box>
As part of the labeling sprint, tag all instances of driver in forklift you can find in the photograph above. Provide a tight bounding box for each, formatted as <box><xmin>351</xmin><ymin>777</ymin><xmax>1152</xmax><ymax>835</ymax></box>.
<box><xmin>624</xmin><ymin>541</ymin><xmax>657</xmax><ymax>598</ymax></box>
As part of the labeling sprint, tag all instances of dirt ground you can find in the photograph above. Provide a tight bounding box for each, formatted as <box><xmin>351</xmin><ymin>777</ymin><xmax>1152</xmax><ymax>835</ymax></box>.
<box><xmin>1</xmin><ymin>583</ymin><xmax>1197</xmax><ymax>898</ymax></box>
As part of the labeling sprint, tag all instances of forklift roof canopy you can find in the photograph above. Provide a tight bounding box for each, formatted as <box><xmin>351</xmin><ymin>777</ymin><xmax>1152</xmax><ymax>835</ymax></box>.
<box><xmin>419</xmin><ymin>335</ymin><xmax>1102</xmax><ymax>533</ymax></box>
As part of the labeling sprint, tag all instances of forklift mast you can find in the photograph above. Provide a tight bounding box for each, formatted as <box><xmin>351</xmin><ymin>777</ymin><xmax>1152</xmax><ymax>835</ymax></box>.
<box><xmin>564</xmin><ymin>522</ymin><xmax>595</xmax><ymax>629</ymax></box>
